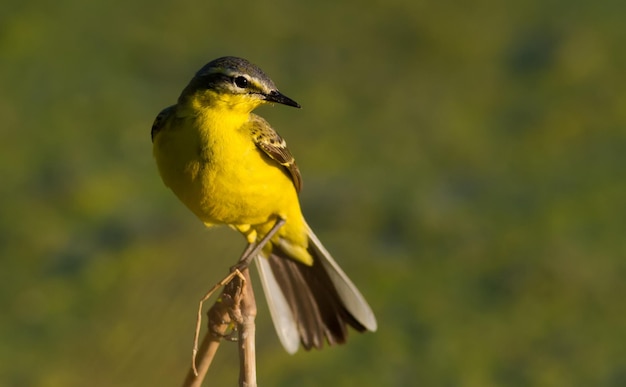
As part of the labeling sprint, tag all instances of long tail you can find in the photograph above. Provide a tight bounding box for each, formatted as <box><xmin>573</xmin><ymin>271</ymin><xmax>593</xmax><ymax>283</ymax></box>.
<box><xmin>255</xmin><ymin>222</ymin><xmax>377</xmax><ymax>353</ymax></box>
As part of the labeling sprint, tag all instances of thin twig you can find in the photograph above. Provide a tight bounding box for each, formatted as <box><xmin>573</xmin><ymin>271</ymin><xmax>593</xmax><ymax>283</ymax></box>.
<box><xmin>191</xmin><ymin>270</ymin><xmax>245</xmax><ymax>375</ymax></box>
<box><xmin>182</xmin><ymin>323</ymin><xmax>224</xmax><ymax>387</ymax></box>
<box><xmin>238</xmin><ymin>269</ymin><xmax>257</xmax><ymax>387</ymax></box>
<box><xmin>181</xmin><ymin>217</ymin><xmax>286</xmax><ymax>386</ymax></box>
<box><xmin>182</xmin><ymin>270</ymin><xmax>246</xmax><ymax>387</ymax></box>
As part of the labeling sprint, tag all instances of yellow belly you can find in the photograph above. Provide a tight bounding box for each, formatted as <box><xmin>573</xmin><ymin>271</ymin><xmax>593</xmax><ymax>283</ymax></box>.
<box><xmin>157</xmin><ymin>134</ymin><xmax>291</xmax><ymax>217</ymax></box>
<box><xmin>152</xmin><ymin>113</ymin><xmax>309</xmax><ymax>262</ymax></box>
<box><xmin>188</xmin><ymin>150</ymin><xmax>298</xmax><ymax>228</ymax></box>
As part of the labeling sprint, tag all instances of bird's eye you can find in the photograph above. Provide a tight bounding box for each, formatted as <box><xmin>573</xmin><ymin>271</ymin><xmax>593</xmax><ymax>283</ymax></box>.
<box><xmin>234</xmin><ymin>76</ymin><xmax>248</xmax><ymax>88</ymax></box>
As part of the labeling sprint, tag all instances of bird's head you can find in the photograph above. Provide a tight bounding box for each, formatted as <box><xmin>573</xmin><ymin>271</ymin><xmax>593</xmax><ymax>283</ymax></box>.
<box><xmin>179</xmin><ymin>56</ymin><xmax>300</xmax><ymax>113</ymax></box>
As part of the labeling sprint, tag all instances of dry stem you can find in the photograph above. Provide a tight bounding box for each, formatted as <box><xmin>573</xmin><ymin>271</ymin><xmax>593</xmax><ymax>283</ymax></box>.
<box><xmin>181</xmin><ymin>268</ymin><xmax>257</xmax><ymax>387</ymax></box>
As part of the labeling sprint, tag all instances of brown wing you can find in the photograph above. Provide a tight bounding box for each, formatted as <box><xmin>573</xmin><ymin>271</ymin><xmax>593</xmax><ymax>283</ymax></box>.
<box><xmin>249</xmin><ymin>115</ymin><xmax>303</xmax><ymax>193</ymax></box>
<box><xmin>151</xmin><ymin>105</ymin><xmax>176</xmax><ymax>142</ymax></box>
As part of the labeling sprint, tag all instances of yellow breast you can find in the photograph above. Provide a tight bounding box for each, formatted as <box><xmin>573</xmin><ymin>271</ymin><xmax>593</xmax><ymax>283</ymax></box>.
<box><xmin>153</xmin><ymin>106</ymin><xmax>299</xmax><ymax>229</ymax></box>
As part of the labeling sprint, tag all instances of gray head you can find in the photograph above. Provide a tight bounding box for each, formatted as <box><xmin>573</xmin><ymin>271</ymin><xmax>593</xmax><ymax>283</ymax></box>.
<box><xmin>180</xmin><ymin>56</ymin><xmax>300</xmax><ymax>108</ymax></box>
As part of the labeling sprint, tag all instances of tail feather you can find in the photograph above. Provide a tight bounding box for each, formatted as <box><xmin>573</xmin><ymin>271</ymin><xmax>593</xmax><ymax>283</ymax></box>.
<box><xmin>255</xmin><ymin>224</ymin><xmax>376</xmax><ymax>353</ymax></box>
<box><xmin>306</xmin><ymin>224</ymin><xmax>377</xmax><ymax>332</ymax></box>
<box><xmin>255</xmin><ymin>255</ymin><xmax>300</xmax><ymax>353</ymax></box>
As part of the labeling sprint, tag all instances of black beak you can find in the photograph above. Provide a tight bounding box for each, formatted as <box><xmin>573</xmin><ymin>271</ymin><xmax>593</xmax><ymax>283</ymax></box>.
<box><xmin>265</xmin><ymin>90</ymin><xmax>301</xmax><ymax>108</ymax></box>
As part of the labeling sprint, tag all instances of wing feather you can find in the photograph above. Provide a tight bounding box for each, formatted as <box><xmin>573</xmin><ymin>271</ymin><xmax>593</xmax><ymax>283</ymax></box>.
<box><xmin>151</xmin><ymin>105</ymin><xmax>176</xmax><ymax>142</ymax></box>
<box><xmin>248</xmin><ymin>115</ymin><xmax>303</xmax><ymax>192</ymax></box>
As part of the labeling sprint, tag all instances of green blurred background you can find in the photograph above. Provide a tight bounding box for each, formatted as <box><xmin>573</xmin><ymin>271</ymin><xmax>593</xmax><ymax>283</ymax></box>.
<box><xmin>2</xmin><ymin>0</ymin><xmax>625</xmax><ymax>385</ymax></box>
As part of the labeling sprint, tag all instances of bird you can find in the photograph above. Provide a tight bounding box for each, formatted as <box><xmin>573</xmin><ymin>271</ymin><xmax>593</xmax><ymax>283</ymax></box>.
<box><xmin>151</xmin><ymin>56</ymin><xmax>376</xmax><ymax>353</ymax></box>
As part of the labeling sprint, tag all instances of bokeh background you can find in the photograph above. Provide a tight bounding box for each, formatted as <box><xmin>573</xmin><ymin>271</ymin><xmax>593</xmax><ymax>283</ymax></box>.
<box><xmin>2</xmin><ymin>0</ymin><xmax>625</xmax><ymax>385</ymax></box>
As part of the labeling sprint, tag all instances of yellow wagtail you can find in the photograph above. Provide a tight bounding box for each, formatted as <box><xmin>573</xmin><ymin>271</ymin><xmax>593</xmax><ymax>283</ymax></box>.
<box><xmin>151</xmin><ymin>56</ymin><xmax>376</xmax><ymax>353</ymax></box>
